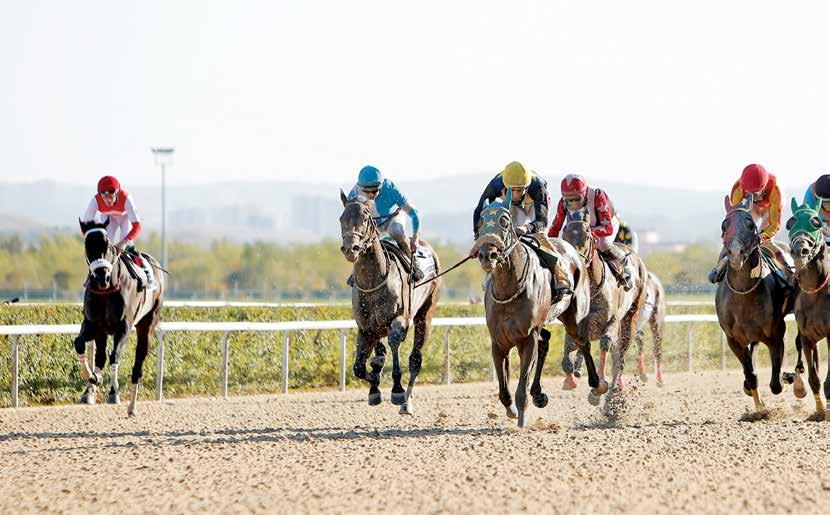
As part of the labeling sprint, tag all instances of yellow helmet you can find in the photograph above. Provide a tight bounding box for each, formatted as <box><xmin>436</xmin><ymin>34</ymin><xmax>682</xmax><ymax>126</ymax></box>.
<box><xmin>501</xmin><ymin>161</ymin><xmax>532</xmax><ymax>188</ymax></box>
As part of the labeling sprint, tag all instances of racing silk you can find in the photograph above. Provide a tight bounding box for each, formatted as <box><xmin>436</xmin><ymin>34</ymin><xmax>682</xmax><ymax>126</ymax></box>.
<box><xmin>729</xmin><ymin>174</ymin><xmax>781</xmax><ymax>241</ymax></box>
<box><xmin>548</xmin><ymin>187</ymin><xmax>616</xmax><ymax>239</ymax></box>
<box><xmin>472</xmin><ymin>172</ymin><xmax>549</xmax><ymax>236</ymax></box>
<box><xmin>348</xmin><ymin>178</ymin><xmax>420</xmax><ymax>233</ymax></box>
<box><xmin>614</xmin><ymin>219</ymin><xmax>639</xmax><ymax>253</ymax></box>
<box><xmin>80</xmin><ymin>189</ymin><xmax>142</xmax><ymax>243</ymax></box>
<box><xmin>803</xmin><ymin>182</ymin><xmax>830</xmax><ymax>241</ymax></box>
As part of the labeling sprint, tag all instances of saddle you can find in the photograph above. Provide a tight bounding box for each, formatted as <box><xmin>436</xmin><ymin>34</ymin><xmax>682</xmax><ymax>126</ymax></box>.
<box><xmin>380</xmin><ymin>239</ymin><xmax>414</xmax><ymax>276</ymax></box>
<box><xmin>519</xmin><ymin>234</ymin><xmax>572</xmax><ymax>302</ymax></box>
<box><xmin>120</xmin><ymin>250</ymin><xmax>153</xmax><ymax>290</ymax></box>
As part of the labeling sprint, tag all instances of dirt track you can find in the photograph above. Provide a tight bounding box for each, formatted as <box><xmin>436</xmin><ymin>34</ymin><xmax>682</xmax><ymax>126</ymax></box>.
<box><xmin>1</xmin><ymin>370</ymin><xmax>829</xmax><ymax>514</ymax></box>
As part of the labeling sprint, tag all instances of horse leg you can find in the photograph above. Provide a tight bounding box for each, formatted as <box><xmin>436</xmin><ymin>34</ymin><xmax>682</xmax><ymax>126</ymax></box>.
<box><xmin>388</xmin><ymin>317</ymin><xmax>408</xmax><ymax>406</ymax></box>
<box><xmin>561</xmin><ymin>334</ymin><xmax>579</xmax><ymax>390</ymax></box>
<box><xmin>635</xmin><ymin>328</ymin><xmax>647</xmax><ymax>382</ymax></box>
<box><xmin>728</xmin><ymin>337</ymin><xmax>764</xmax><ymax>411</ymax></box>
<box><xmin>793</xmin><ymin>333</ymin><xmax>806</xmax><ymax>398</ymax></box>
<box><xmin>767</xmin><ymin>338</ymin><xmax>784</xmax><ymax>395</ymax></box>
<box><xmin>107</xmin><ymin>321</ymin><xmax>129</xmax><ymax>405</ymax></box>
<box><xmin>595</xmin><ymin>335</ymin><xmax>612</xmax><ymax>394</ymax></box>
<box><xmin>73</xmin><ymin>320</ymin><xmax>100</xmax><ymax>384</ymax></box>
<box><xmin>401</xmin><ymin>305</ymin><xmax>433</xmax><ymax>415</ymax></box>
<box><xmin>491</xmin><ymin>343</ymin><xmax>516</xmax><ymax>419</ymax></box>
<box><xmin>515</xmin><ymin>332</ymin><xmax>539</xmax><ymax>428</ymax></box>
<box><xmin>824</xmin><ymin>338</ymin><xmax>830</xmax><ymax>406</ymax></box>
<box><xmin>368</xmin><ymin>340</ymin><xmax>387</xmax><ymax>406</ymax></box>
<box><xmin>650</xmin><ymin>316</ymin><xmax>664</xmax><ymax>387</ymax></box>
<box><xmin>800</xmin><ymin>337</ymin><xmax>824</xmax><ymax>419</ymax></box>
<box><xmin>530</xmin><ymin>329</ymin><xmax>550</xmax><ymax>408</ymax></box>
<box><xmin>128</xmin><ymin>307</ymin><xmax>160</xmax><ymax>417</ymax></box>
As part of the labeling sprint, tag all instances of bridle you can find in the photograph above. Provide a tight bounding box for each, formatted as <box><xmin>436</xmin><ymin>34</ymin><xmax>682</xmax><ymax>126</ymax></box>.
<box><xmin>84</xmin><ymin>228</ymin><xmax>122</xmax><ymax>294</ymax></box>
<box><xmin>791</xmin><ymin>234</ymin><xmax>829</xmax><ymax>294</ymax></box>
<box><xmin>341</xmin><ymin>200</ymin><xmax>380</xmax><ymax>258</ymax></box>
<box><xmin>721</xmin><ymin>207</ymin><xmax>765</xmax><ymax>295</ymax></box>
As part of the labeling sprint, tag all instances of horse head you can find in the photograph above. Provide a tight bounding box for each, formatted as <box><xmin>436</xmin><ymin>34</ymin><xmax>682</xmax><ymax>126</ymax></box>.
<box><xmin>787</xmin><ymin>196</ymin><xmax>825</xmax><ymax>268</ymax></box>
<box><xmin>339</xmin><ymin>189</ymin><xmax>378</xmax><ymax>263</ymax></box>
<box><xmin>561</xmin><ymin>207</ymin><xmax>594</xmax><ymax>263</ymax></box>
<box><xmin>475</xmin><ymin>188</ymin><xmax>516</xmax><ymax>273</ymax></box>
<box><xmin>79</xmin><ymin>218</ymin><xmax>116</xmax><ymax>290</ymax></box>
<box><xmin>720</xmin><ymin>195</ymin><xmax>760</xmax><ymax>270</ymax></box>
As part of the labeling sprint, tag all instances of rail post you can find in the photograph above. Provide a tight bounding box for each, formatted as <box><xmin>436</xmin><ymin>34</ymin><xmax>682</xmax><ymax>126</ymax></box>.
<box><xmin>282</xmin><ymin>331</ymin><xmax>290</xmax><ymax>394</ymax></box>
<box><xmin>339</xmin><ymin>330</ymin><xmax>347</xmax><ymax>392</ymax></box>
<box><xmin>221</xmin><ymin>331</ymin><xmax>231</xmax><ymax>399</ymax></box>
<box><xmin>442</xmin><ymin>327</ymin><xmax>451</xmax><ymax>385</ymax></box>
<box><xmin>687</xmin><ymin>326</ymin><xmax>693</xmax><ymax>372</ymax></box>
<box><xmin>11</xmin><ymin>335</ymin><xmax>19</xmax><ymax>408</ymax></box>
<box><xmin>155</xmin><ymin>330</ymin><xmax>165</xmax><ymax>401</ymax></box>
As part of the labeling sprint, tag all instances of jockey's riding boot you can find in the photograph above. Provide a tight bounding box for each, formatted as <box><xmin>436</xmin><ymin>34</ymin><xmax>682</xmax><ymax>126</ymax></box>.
<box><xmin>602</xmin><ymin>246</ymin><xmax>633</xmax><ymax>291</ymax></box>
<box><xmin>140</xmin><ymin>258</ymin><xmax>157</xmax><ymax>292</ymax></box>
<box><xmin>409</xmin><ymin>250</ymin><xmax>424</xmax><ymax>282</ymax></box>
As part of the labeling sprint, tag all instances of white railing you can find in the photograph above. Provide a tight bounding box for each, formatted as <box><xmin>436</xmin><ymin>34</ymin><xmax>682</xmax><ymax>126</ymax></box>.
<box><xmin>3</xmin><ymin>313</ymin><xmax>776</xmax><ymax>409</ymax></box>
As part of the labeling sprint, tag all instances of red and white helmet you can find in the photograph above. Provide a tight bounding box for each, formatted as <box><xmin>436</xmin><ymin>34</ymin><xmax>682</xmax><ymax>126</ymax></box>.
<box><xmin>739</xmin><ymin>164</ymin><xmax>769</xmax><ymax>192</ymax></box>
<box><xmin>97</xmin><ymin>175</ymin><xmax>120</xmax><ymax>194</ymax></box>
<box><xmin>561</xmin><ymin>174</ymin><xmax>587</xmax><ymax>197</ymax></box>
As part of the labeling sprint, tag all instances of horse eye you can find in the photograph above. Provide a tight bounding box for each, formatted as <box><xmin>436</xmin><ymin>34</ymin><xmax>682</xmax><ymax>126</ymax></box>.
<box><xmin>811</xmin><ymin>216</ymin><xmax>823</xmax><ymax>229</ymax></box>
<box><xmin>499</xmin><ymin>217</ymin><xmax>510</xmax><ymax>229</ymax></box>
<box><xmin>721</xmin><ymin>220</ymin><xmax>729</xmax><ymax>233</ymax></box>
<box><xmin>786</xmin><ymin>218</ymin><xmax>796</xmax><ymax>231</ymax></box>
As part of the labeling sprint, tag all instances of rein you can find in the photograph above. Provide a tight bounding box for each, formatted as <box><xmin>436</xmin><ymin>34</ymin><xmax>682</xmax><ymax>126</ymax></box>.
<box><xmin>724</xmin><ymin>246</ymin><xmax>765</xmax><ymax>295</ymax></box>
<box><xmin>344</xmin><ymin>200</ymin><xmax>392</xmax><ymax>293</ymax></box>
<box><xmin>487</xmin><ymin>244</ymin><xmax>531</xmax><ymax>304</ymax></box>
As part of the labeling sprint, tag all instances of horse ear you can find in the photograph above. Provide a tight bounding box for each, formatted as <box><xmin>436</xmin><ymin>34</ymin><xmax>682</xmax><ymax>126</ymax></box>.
<box><xmin>78</xmin><ymin>218</ymin><xmax>86</xmax><ymax>233</ymax></box>
<box><xmin>723</xmin><ymin>195</ymin><xmax>732</xmax><ymax>212</ymax></box>
<box><xmin>503</xmin><ymin>187</ymin><xmax>512</xmax><ymax>207</ymax></box>
<box><xmin>791</xmin><ymin>197</ymin><xmax>799</xmax><ymax>213</ymax></box>
<box><xmin>103</xmin><ymin>218</ymin><xmax>109</xmax><ymax>227</ymax></box>
<box><xmin>340</xmin><ymin>189</ymin><xmax>348</xmax><ymax>207</ymax></box>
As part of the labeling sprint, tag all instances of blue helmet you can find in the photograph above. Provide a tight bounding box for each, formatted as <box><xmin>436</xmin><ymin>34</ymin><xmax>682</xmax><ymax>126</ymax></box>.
<box><xmin>358</xmin><ymin>165</ymin><xmax>383</xmax><ymax>191</ymax></box>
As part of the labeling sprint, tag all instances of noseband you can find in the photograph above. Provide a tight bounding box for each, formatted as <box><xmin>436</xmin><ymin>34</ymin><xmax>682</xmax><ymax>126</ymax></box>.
<box><xmin>84</xmin><ymin>228</ymin><xmax>121</xmax><ymax>294</ymax></box>
<box><xmin>563</xmin><ymin>220</ymin><xmax>596</xmax><ymax>265</ymax></box>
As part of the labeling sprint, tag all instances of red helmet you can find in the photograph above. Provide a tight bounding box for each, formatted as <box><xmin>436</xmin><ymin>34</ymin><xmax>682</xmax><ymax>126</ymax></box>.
<box><xmin>97</xmin><ymin>175</ymin><xmax>120</xmax><ymax>193</ymax></box>
<box><xmin>561</xmin><ymin>174</ymin><xmax>587</xmax><ymax>197</ymax></box>
<box><xmin>739</xmin><ymin>164</ymin><xmax>769</xmax><ymax>192</ymax></box>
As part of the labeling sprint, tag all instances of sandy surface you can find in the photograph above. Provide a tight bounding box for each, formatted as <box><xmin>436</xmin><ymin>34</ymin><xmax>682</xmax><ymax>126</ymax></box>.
<box><xmin>1</xmin><ymin>370</ymin><xmax>829</xmax><ymax>514</ymax></box>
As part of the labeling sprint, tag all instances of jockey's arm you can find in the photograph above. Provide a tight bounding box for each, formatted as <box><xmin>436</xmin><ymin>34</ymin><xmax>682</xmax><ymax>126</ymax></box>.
<box><xmin>526</xmin><ymin>185</ymin><xmax>549</xmax><ymax>234</ymax></box>
<box><xmin>80</xmin><ymin>197</ymin><xmax>99</xmax><ymax>232</ymax></box>
<box><xmin>590</xmin><ymin>192</ymin><xmax>615</xmax><ymax>238</ymax></box>
<box><xmin>760</xmin><ymin>184</ymin><xmax>782</xmax><ymax>242</ymax></box>
<box><xmin>547</xmin><ymin>199</ymin><xmax>566</xmax><ymax>238</ymax></box>
<box><xmin>122</xmin><ymin>196</ymin><xmax>143</xmax><ymax>244</ymax></box>
<box><xmin>400</xmin><ymin>203</ymin><xmax>420</xmax><ymax>236</ymax></box>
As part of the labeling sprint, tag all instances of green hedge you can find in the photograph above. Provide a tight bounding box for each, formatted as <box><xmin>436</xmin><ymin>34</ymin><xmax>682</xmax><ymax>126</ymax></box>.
<box><xmin>0</xmin><ymin>301</ymin><xmax>800</xmax><ymax>408</ymax></box>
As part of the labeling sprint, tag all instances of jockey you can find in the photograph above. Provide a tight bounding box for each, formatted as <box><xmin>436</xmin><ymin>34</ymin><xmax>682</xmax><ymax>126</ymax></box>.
<box><xmin>802</xmin><ymin>173</ymin><xmax>830</xmax><ymax>243</ymax></box>
<box><xmin>80</xmin><ymin>176</ymin><xmax>156</xmax><ymax>291</ymax></box>
<box><xmin>708</xmin><ymin>163</ymin><xmax>788</xmax><ymax>283</ymax></box>
<box><xmin>472</xmin><ymin>161</ymin><xmax>550</xmax><ymax>242</ymax></box>
<box><xmin>548</xmin><ymin>174</ymin><xmax>633</xmax><ymax>290</ymax></box>
<box><xmin>614</xmin><ymin>215</ymin><xmax>639</xmax><ymax>253</ymax></box>
<box><xmin>348</xmin><ymin>165</ymin><xmax>423</xmax><ymax>282</ymax></box>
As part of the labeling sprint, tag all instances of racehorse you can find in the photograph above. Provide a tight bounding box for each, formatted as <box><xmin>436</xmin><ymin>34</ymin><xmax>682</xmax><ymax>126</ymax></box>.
<box><xmin>475</xmin><ymin>189</ymin><xmax>599</xmax><ymax>427</ymax></box>
<box><xmin>787</xmin><ymin>197</ymin><xmax>830</xmax><ymax>419</ymax></box>
<box><xmin>75</xmin><ymin>219</ymin><xmax>165</xmax><ymax>416</ymax></box>
<box><xmin>560</xmin><ymin>209</ymin><xmax>648</xmax><ymax>406</ymax></box>
<box><xmin>339</xmin><ymin>191</ymin><xmax>441</xmax><ymax>415</ymax></box>
<box><xmin>715</xmin><ymin>195</ymin><xmax>793</xmax><ymax>412</ymax></box>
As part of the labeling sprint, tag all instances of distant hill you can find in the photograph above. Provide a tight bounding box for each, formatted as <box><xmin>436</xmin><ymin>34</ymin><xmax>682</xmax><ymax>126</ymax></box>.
<box><xmin>0</xmin><ymin>177</ymin><xmax>803</xmax><ymax>248</ymax></box>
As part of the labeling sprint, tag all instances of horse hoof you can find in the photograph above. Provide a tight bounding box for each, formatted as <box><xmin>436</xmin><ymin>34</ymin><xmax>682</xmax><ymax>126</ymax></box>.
<box><xmin>399</xmin><ymin>402</ymin><xmax>414</xmax><ymax>415</ymax></box>
<box><xmin>368</xmin><ymin>392</ymin><xmax>382</xmax><ymax>406</ymax></box>
<box><xmin>588</xmin><ymin>390</ymin><xmax>601</xmax><ymax>406</ymax></box>
<box><xmin>595</xmin><ymin>380</ymin><xmax>609</xmax><ymax>395</ymax></box>
<box><xmin>80</xmin><ymin>389</ymin><xmax>96</xmax><ymax>405</ymax></box>
<box><xmin>532</xmin><ymin>393</ymin><xmax>549</xmax><ymax>408</ymax></box>
<box><xmin>743</xmin><ymin>385</ymin><xmax>753</xmax><ymax>397</ymax></box>
<box><xmin>108</xmin><ymin>392</ymin><xmax>120</xmax><ymax>405</ymax></box>
<box><xmin>127</xmin><ymin>408</ymin><xmax>136</xmax><ymax>417</ymax></box>
<box><xmin>638</xmin><ymin>373</ymin><xmax>648</xmax><ymax>383</ymax></box>
<box><xmin>90</xmin><ymin>372</ymin><xmax>103</xmax><ymax>386</ymax></box>
<box><xmin>517</xmin><ymin>411</ymin><xmax>526</xmax><ymax>428</ymax></box>
<box><xmin>391</xmin><ymin>391</ymin><xmax>406</xmax><ymax>406</ymax></box>
<box><xmin>770</xmin><ymin>382</ymin><xmax>783</xmax><ymax>395</ymax></box>
<box><xmin>562</xmin><ymin>378</ymin><xmax>577</xmax><ymax>391</ymax></box>
<box><xmin>506</xmin><ymin>405</ymin><xmax>518</xmax><ymax>419</ymax></box>
<box><xmin>573</xmin><ymin>370</ymin><xmax>582</xmax><ymax>378</ymax></box>
<box><xmin>656</xmin><ymin>375</ymin><xmax>664</xmax><ymax>387</ymax></box>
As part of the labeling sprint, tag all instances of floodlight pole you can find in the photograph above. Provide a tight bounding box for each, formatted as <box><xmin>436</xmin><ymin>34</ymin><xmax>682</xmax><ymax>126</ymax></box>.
<box><xmin>151</xmin><ymin>147</ymin><xmax>175</xmax><ymax>270</ymax></box>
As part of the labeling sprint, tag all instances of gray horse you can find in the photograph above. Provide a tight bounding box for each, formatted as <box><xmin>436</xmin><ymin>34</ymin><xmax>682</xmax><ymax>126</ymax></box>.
<box><xmin>560</xmin><ymin>209</ymin><xmax>648</xmax><ymax>407</ymax></box>
<box><xmin>475</xmin><ymin>190</ymin><xmax>600</xmax><ymax>427</ymax></box>
<box><xmin>339</xmin><ymin>191</ymin><xmax>441</xmax><ymax>415</ymax></box>
<box><xmin>787</xmin><ymin>197</ymin><xmax>829</xmax><ymax>419</ymax></box>
<box><xmin>716</xmin><ymin>195</ymin><xmax>794</xmax><ymax>412</ymax></box>
<box><xmin>563</xmin><ymin>270</ymin><xmax>666</xmax><ymax>388</ymax></box>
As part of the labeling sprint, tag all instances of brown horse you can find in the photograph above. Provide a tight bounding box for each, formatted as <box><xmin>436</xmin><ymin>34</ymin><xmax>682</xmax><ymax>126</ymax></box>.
<box><xmin>787</xmin><ymin>197</ymin><xmax>830</xmax><ymax>419</ymax></box>
<box><xmin>339</xmin><ymin>191</ymin><xmax>441</xmax><ymax>415</ymax></box>
<box><xmin>475</xmin><ymin>191</ymin><xmax>600</xmax><ymax>427</ymax></box>
<box><xmin>715</xmin><ymin>195</ymin><xmax>792</xmax><ymax>412</ymax></box>
<box><xmin>561</xmin><ymin>209</ymin><xmax>648</xmax><ymax>407</ymax></box>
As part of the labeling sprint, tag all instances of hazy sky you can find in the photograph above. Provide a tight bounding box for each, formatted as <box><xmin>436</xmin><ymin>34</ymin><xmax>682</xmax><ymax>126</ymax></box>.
<box><xmin>3</xmin><ymin>1</ymin><xmax>830</xmax><ymax>192</ymax></box>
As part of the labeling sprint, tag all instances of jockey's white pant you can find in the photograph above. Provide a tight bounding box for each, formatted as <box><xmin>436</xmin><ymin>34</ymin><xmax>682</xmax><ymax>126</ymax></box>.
<box><xmin>596</xmin><ymin>217</ymin><xmax>621</xmax><ymax>252</ymax></box>
<box><xmin>379</xmin><ymin>212</ymin><xmax>408</xmax><ymax>246</ymax></box>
